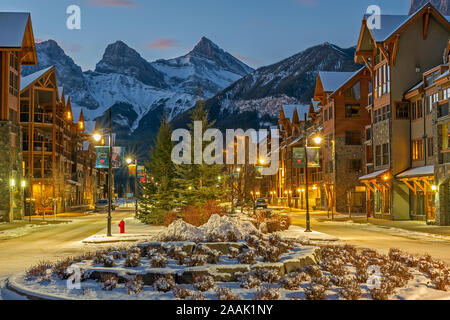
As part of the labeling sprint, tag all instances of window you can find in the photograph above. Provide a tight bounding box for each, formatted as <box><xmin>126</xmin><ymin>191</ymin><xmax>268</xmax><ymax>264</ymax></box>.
<box><xmin>324</xmin><ymin>109</ymin><xmax>328</xmax><ymax>122</ymax></box>
<box><xmin>345</xmin><ymin>131</ymin><xmax>361</xmax><ymax>145</ymax></box>
<box><xmin>375</xmin><ymin>145</ymin><xmax>382</xmax><ymax>166</ymax></box>
<box><xmin>344</xmin><ymin>82</ymin><xmax>361</xmax><ymax>100</ymax></box>
<box><xmin>395</xmin><ymin>102</ymin><xmax>409</xmax><ymax>119</ymax></box>
<box><xmin>427</xmin><ymin>137</ymin><xmax>434</xmax><ymax>157</ymax></box>
<box><xmin>329</xmin><ymin>106</ymin><xmax>333</xmax><ymax>119</ymax></box>
<box><xmin>382</xmin><ymin>143</ymin><xmax>389</xmax><ymax>165</ymax></box>
<box><xmin>378</xmin><ymin>68</ymin><xmax>382</xmax><ymax>97</ymax></box>
<box><xmin>411</xmin><ymin>102</ymin><xmax>417</xmax><ymax>120</ymax></box>
<box><xmin>417</xmin><ymin>100</ymin><xmax>423</xmax><ymax>118</ymax></box>
<box><xmin>348</xmin><ymin>159</ymin><xmax>362</xmax><ymax>173</ymax></box>
<box><xmin>345</xmin><ymin>104</ymin><xmax>361</xmax><ymax>118</ymax></box>
<box><xmin>412</xmin><ymin>139</ymin><xmax>424</xmax><ymax>161</ymax></box>
<box><xmin>383</xmin><ymin>65</ymin><xmax>387</xmax><ymax>94</ymax></box>
<box><xmin>443</xmin><ymin>88</ymin><xmax>450</xmax><ymax>101</ymax></box>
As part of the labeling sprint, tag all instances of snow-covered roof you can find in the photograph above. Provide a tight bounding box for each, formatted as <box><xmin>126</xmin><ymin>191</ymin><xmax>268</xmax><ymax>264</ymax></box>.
<box><xmin>359</xmin><ymin>169</ymin><xmax>390</xmax><ymax>181</ymax></box>
<box><xmin>407</xmin><ymin>80</ymin><xmax>424</xmax><ymax>94</ymax></box>
<box><xmin>58</xmin><ymin>87</ymin><xmax>64</xmax><ymax>100</ymax></box>
<box><xmin>318</xmin><ymin>71</ymin><xmax>356</xmax><ymax>93</ymax></box>
<box><xmin>330</xmin><ymin>67</ymin><xmax>366</xmax><ymax>97</ymax></box>
<box><xmin>311</xmin><ymin>100</ymin><xmax>320</xmax><ymax>112</ymax></box>
<box><xmin>0</xmin><ymin>12</ymin><xmax>30</xmax><ymax>48</ymax></box>
<box><xmin>20</xmin><ymin>66</ymin><xmax>53</xmax><ymax>91</ymax></box>
<box><xmin>288</xmin><ymin>135</ymin><xmax>303</xmax><ymax>147</ymax></box>
<box><xmin>397</xmin><ymin>166</ymin><xmax>434</xmax><ymax>179</ymax></box>
<box><xmin>435</xmin><ymin>70</ymin><xmax>450</xmax><ymax>82</ymax></box>
<box><xmin>282</xmin><ymin>105</ymin><xmax>310</xmax><ymax>122</ymax></box>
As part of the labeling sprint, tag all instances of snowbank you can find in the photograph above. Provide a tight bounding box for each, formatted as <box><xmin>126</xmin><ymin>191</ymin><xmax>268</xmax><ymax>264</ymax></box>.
<box><xmin>163</xmin><ymin>214</ymin><xmax>259</xmax><ymax>241</ymax></box>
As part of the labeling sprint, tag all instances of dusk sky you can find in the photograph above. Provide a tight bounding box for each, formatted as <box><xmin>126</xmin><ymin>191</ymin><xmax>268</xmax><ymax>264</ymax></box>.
<box><xmin>1</xmin><ymin>0</ymin><xmax>411</xmax><ymax>70</ymax></box>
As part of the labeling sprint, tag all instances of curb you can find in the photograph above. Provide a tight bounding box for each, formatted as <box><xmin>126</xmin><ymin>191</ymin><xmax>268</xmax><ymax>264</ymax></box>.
<box><xmin>5</xmin><ymin>275</ymin><xmax>72</xmax><ymax>301</ymax></box>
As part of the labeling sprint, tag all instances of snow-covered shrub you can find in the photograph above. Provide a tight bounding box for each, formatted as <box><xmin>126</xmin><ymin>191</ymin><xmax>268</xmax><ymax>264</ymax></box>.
<box><xmin>173</xmin><ymin>285</ymin><xmax>195</xmax><ymax>299</ymax></box>
<box><xmin>369</xmin><ymin>281</ymin><xmax>394</xmax><ymax>300</ymax></box>
<box><xmin>175</xmin><ymin>251</ymin><xmax>188</xmax><ymax>265</ymax></box>
<box><xmin>256</xmin><ymin>244</ymin><xmax>267</xmax><ymax>257</ymax></box>
<box><xmin>52</xmin><ymin>258</ymin><xmax>73</xmax><ymax>280</ymax></box>
<box><xmin>102</xmin><ymin>274</ymin><xmax>118</xmax><ymax>291</ymax></box>
<box><xmin>312</xmin><ymin>276</ymin><xmax>331</xmax><ymax>289</ymax></box>
<box><xmin>103</xmin><ymin>257</ymin><xmax>115</xmax><ymax>268</ymax></box>
<box><xmin>321</xmin><ymin>258</ymin><xmax>348</xmax><ymax>276</ymax></box>
<box><xmin>305</xmin><ymin>283</ymin><xmax>326</xmax><ymax>300</ymax></box>
<box><xmin>153</xmin><ymin>275</ymin><xmax>176</xmax><ymax>292</ymax></box>
<box><xmin>206</xmin><ymin>249</ymin><xmax>221</xmax><ymax>264</ymax></box>
<box><xmin>253</xmin><ymin>287</ymin><xmax>280</xmax><ymax>300</ymax></box>
<box><xmin>238</xmin><ymin>272</ymin><xmax>262</xmax><ymax>289</ymax></box>
<box><xmin>38</xmin><ymin>269</ymin><xmax>53</xmax><ymax>283</ymax></box>
<box><xmin>253</xmin><ymin>269</ymin><xmax>281</xmax><ymax>284</ymax></box>
<box><xmin>245</xmin><ymin>235</ymin><xmax>261</xmax><ymax>248</ymax></box>
<box><xmin>338</xmin><ymin>281</ymin><xmax>362</xmax><ymax>300</ymax></box>
<box><xmin>433</xmin><ymin>275</ymin><xmax>449</xmax><ymax>291</ymax></box>
<box><xmin>25</xmin><ymin>261</ymin><xmax>53</xmax><ymax>280</ymax></box>
<box><xmin>355</xmin><ymin>266</ymin><xmax>369</xmax><ymax>284</ymax></box>
<box><xmin>147</xmin><ymin>248</ymin><xmax>159</xmax><ymax>259</ymax></box>
<box><xmin>330</xmin><ymin>275</ymin><xmax>354</xmax><ymax>288</ymax></box>
<box><xmin>93</xmin><ymin>250</ymin><xmax>108</xmax><ymax>265</ymax></box>
<box><xmin>279</xmin><ymin>274</ymin><xmax>302</xmax><ymax>290</ymax></box>
<box><xmin>228</xmin><ymin>247</ymin><xmax>240</xmax><ymax>259</ymax></box>
<box><xmin>266</xmin><ymin>215</ymin><xmax>291</xmax><ymax>233</ymax></box>
<box><xmin>185</xmin><ymin>254</ymin><xmax>207</xmax><ymax>267</ymax></box>
<box><xmin>186</xmin><ymin>292</ymin><xmax>207</xmax><ymax>300</ymax></box>
<box><xmin>150</xmin><ymin>254</ymin><xmax>168</xmax><ymax>268</ymax></box>
<box><xmin>216</xmin><ymin>287</ymin><xmax>240</xmax><ymax>300</ymax></box>
<box><xmin>381</xmin><ymin>262</ymin><xmax>412</xmax><ymax>282</ymax></box>
<box><xmin>237</xmin><ymin>250</ymin><xmax>256</xmax><ymax>264</ymax></box>
<box><xmin>124</xmin><ymin>253</ymin><xmax>141</xmax><ymax>268</ymax></box>
<box><xmin>262</xmin><ymin>246</ymin><xmax>281</xmax><ymax>263</ymax></box>
<box><xmin>193</xmin><ymin>275</ymin><xmax>215</xmax><ymax>292</ymax></box>
<box><xmin>128</xmin><ymin>246</ymin><xmax>142</xmax><ymax>256</ymax></box>
<box><xmin>109</xmin><ymin>251</ymin><xmax>122</xmax><ymax>260</ymax></box>
<box><xmin>302</xmin><ymin>265</ymin><xmax>323</xmax><ymax>278</ymax></box>
<box><xmin>268</xmin><ymin>234</ymin><xmax>281</xmax><ymax>246</ymax></box>
<box><xmin>126</xmin><ymin>275</ymin><xmax>144</xmax><ymax>295</ymax></box>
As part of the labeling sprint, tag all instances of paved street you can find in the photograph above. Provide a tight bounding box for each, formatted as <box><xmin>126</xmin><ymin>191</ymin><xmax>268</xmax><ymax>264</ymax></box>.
<box><xmin>0</xmin><ymin>209</ymin><xmax>135</xmax><ymax>280</ymax></box>
<box><xmin>290</xmin><ymin>213</ymin><xmax>450</xmax><ymax>264</ymax></box>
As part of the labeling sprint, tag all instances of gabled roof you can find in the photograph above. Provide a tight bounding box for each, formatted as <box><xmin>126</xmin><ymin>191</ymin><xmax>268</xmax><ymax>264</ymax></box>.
<box><xmin>20</xmin><ymin>66</ymin><xmax>54</xmax><ymax>91</ymax></box>
<box><xmin>318</xmin><ymin>71</ymin><xmax>357</xmax><ymax>93</ymax></box>
<box><xmin>282</xmin><ymin>105</ymin><xmax>310</xmax><ymax>123</ymax></box>
<box><xmin>330</xmin><ymin>67</ymin><xmax>367</xmax><ymax>98</ymax></box>
<box><xmin>397</xmin><ymin>166</ymin><xmax>434</xmax><ymax>179</ymax></box>
<box><xmin>0</xmin><ymin>12</ymin><xmax>37</xmax><ymax>65</ymax></box>
<box><xmin>355</xmin><ymin>3</ymin><xmax>450</xmax><ymax>64</ymax></box>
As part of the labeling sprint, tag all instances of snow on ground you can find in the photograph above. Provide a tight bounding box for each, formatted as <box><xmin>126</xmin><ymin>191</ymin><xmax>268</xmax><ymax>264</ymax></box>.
<box><xmin>321</xmin><ymin>220</ymin><xmax>450</xmax><ymax>243</ymax></box>
<box><xmin>163</xmin><ymin>214</ymin><xmax>259</xmax><ymax>241</ymax></box>
<box><xmin>0</xmin><ymin>220</ymin><xmax>72</xmax><ymax>241</ymax></box>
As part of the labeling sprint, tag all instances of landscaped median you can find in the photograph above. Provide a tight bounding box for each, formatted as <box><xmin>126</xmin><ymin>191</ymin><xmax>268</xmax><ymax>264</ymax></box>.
<box><xmin>5</xmin><ymin>215</ymin><xmax>450</xmax><ymax>300</ymax></box>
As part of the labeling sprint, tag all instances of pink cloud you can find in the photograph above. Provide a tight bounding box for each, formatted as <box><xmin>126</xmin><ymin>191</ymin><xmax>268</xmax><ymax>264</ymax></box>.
<box><xmin>88</xmin><ymin>0</ymin><xmax>137</xmax><ymax>7</ymax></box>
<box><xmin>294</xmin><ymin>0</ymin><xmax>319</xmax><ymax>7</ymax></box>
<box><xmin>147</xmin><ymin>39</ymin><xmax>178</xmax><ymax>49</ymax></box>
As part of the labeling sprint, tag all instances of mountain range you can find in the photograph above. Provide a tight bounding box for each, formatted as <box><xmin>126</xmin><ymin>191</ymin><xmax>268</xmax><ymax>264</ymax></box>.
<box><xmin>22</xmin><ymin>37</ymin><xmax>360</xmax><ymax>152</ymax></box>
<box><xmin>409</xmin><ymin>0</ymin><xmax>449</xmax><ymax>15</ymax></box>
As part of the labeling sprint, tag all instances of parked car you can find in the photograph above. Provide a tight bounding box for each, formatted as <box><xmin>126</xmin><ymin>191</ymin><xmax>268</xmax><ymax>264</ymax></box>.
<box><xmin>95</xmin><ymin>199</ymin><xmax>116</xmax><ymax>212</ymax></box>
<box><xmin>254</xmin><ymin>198</ymin><xmax>268</xmax><ymax>209</ymax></box>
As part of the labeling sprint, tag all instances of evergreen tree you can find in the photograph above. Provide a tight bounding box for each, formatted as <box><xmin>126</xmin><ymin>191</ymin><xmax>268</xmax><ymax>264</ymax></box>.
<box><xmin>137</xmin><ymin>117</ymin><xmax>176</xmax><ymax>224</ymax></box>
<box><xmin>176</xmin><ymin>92</ymin><xmax>225</xmax><ymax>205</ymax></box>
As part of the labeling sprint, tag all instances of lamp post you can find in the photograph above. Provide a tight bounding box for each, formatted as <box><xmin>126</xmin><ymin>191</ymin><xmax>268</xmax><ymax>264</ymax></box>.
<box><xmin>304</xmin><ymin>114</ymin><xmax>323</xmax><ymax>233</ymax></box>
<box><xmin>93</xmin><ymin>108</ymin><xmax>113</xmax><ymax>237</ymax></box>
<box><xmin>126</xmin><ymin>157</ymin><xmax>138</xmax><ymax>215</ymax></box>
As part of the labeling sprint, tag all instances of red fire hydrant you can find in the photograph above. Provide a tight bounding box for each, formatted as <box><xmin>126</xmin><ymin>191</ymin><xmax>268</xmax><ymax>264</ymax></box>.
<box><xmin>118</xmin><ymin>220</ymin><xmax>125</xmax><ymax>234</ymax></box>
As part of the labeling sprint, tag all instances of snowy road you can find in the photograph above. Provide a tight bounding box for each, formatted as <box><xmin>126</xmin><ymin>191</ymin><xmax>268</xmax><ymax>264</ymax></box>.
<box><xmin>290</xmin><ymin>215</ymin><xmax>450</xmax><ymax>264</ymax></box>
<box><xmin>0</xmin><ymin>210</ymin><xmax>135</xmax><ymax>280</ymax></box>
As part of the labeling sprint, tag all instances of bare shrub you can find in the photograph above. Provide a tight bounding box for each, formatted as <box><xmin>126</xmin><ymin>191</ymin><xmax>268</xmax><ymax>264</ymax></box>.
<box><xmin>173</xmin><ymin>285</ymin><xmax>195</xmax><ymax>299</ymax></box>
<box><xmin>126</xmin><ymin>275</ymin><xmax>144</xmax><ymax>295</ymax></box>
<box><xmin>369</xmin><ymin>281</ymin><xmax>394</xmax><ymax>300</ymax></box>
<box><xmin>433</xmin><ymin>275</ymin><xmax>449</xmax><ymax>291</ymax></box>
<box><xmin>238</xmin><ymin>272</ymin><xmax>262</xmax><ymax>289</ymax></box>
<box><xmin>193</xmin><ymin>275</ymin><xmax>215</xmax><ymax>292</ymax></box>
<box><xmin>302</xmin><ymin>265</ymin><xmax>323</xmax><ymax>278</ymax></box>
<box><xmin>305</xmin><ymin>284</ymin><xmax>326</xmax><ymax>300</ymax></box>
<box><xmin>216</xmin><ymin>287</ymin><xmax>240</xmax><ymax>300</ymax></box>
<box><xmin>101</xmin><ymin>274</ymin><xmax>118</xmax><ymax>291</ymax></box>
<box><xmin>253</xmin><ymin>269</ymin><xmax>281</xmax><ymax>284</ymax></box>
<box><xmin>262</xmin><ymin>246</ymin><xmax>281</xmax><ymax>263</ymax></box>
<box><xmin>228</xmin><ymin>247</ymin><xmax>240</xmax><ymax>259</ymax></box>
<box><xmin>52</xmin><ymin>258</ymin><xmax>73</xmax><ymax>280</ymax></box>
<box><xmin>279</xmin><ymin>274</ymin><xmax>302</xmax><ymax>290</ymax></box>
<box><xmin>163</xmin><ymin>211</ymin><xmax>179</xmax><ymax>227</ymax></box>
<box><xmin>150</xmin><ymin>254</ymin><xmax>168</xmax><ymax>268</ymax></box>
<box><xmin>253</xmin><ymin>287</ymin><xmax>280</xmax><ymax>300</ymax></box>
<box><xmin>338</xmin><ymin>281</ymin><xmax>362</xmax><ymax>300</ymax></box>
<box><xmin>125</xmin><ymin>253</ymin><xmax>141</xmax><ymax>268</ymax></box>
<box><xmin>186</xmin><ymin>254</ymin><xmax>207</xmax><ymax>267</ymax></box>
<box><xmin>25</xmin><ymin>261</ymin><xmax>53</xmax><ymax>280</ymax></box>
<box><xmin>237</xmin><ymin>250</ymin><xmax>256</xmax><ymax>264</ymax></box>
<box><xmin>313</xmin><ymin>276</ymin><xmax>331</xmax><ymax>289</ymax></box>
<box><xmin>153</xmin><ymin>275</ymin><xmax>176</xmax><ymax>292</ymax></box>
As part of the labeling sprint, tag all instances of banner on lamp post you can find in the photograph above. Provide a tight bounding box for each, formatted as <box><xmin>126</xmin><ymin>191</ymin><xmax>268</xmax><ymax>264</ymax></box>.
<box><xmin>293</xmin><ymin>147</ymin><xmax>320</xmax><ymax>168</ymax></box>
<box><xmin>95</xmin><ymin>146</ymin><xmax>125</xmax><ymax>169</ymax></box>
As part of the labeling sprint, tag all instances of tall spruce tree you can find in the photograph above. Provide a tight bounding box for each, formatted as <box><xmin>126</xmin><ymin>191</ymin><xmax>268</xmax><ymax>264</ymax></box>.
<box><xmin>176</xmin><ymin>92</ymin><xmax>225</xmax><ymax>205</ymax></box>
<box><xmin>137</xmin><ymin>116</ymin><xmax>176</xmax><ymax>224</ymax></box>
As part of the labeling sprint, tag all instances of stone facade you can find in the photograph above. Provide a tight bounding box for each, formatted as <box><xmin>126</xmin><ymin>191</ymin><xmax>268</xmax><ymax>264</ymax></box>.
<box><xmin>0</xmin><ymin>121</ymin><xmax>24</xmax><ymax>222</ymax></box>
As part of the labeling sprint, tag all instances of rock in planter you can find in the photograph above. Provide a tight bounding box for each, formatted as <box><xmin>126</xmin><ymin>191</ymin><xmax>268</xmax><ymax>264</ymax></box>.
<box><xmin>280</xmin><ymin>247</ymin><xmax>322</xmax><ymax>273</ymax></box>
<box><xmin>251</xmin><ymin>262</ymin><xmax>285</xmax><ymax>277</ymax></box>
<box><xmin>210</xmin><ymin>264</ymin><xmax>251</xmax><ymax>282</ymax></box>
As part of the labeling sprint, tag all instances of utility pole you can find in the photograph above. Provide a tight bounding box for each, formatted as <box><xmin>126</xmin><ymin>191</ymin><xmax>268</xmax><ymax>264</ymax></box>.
<box><xmin>304</xmin><ymin>113</ymin><xmax>312</xmax><ymax>232</ymax></box>
<box><xmin>107</xmin><ymin>107</ymin><xmax>112</xmax><ymax>237</ymax></box>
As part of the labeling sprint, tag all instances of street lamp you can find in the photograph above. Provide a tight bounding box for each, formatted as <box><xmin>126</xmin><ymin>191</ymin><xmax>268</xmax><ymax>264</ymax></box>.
<box><xmin>92</xmin><ymin>108</ymin><xmax>113</xmax><ymax>237</ymax></box>
<box><xmin>126</xmin><ymin>156</ymin><xmax>139</xmax><ymax>216</ymax></box>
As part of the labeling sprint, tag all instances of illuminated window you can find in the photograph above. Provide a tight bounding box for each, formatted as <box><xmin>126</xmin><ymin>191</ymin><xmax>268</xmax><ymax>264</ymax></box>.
<box><xmin>412</xmin><ymin>139</ymin><xmax>424</xmax><ymax>161</ymax></box>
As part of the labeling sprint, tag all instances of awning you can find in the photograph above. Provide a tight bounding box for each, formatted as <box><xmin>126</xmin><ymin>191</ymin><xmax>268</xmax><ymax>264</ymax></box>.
<box><xmin>396</xmin><ymin>166</ymin><xmax>434</xmax><ymax>179</ymax></box>
<box><xmin>396</xmin><ymin>166</ymin><xmax>435</xmax><ymax>196</ymax></box>
<box><xmin>359</xmin><ymin>169</ymin><xmax>390</xmax><ymax>181</ymax></box>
